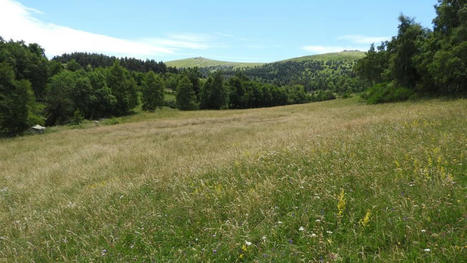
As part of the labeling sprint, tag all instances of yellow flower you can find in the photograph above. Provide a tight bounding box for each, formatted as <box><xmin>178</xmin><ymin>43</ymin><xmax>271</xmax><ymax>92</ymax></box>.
<box><xmin>337</xmin><ymin>189</ymin><xmax>346</xmax><ymax>217</ymax></box>
<box><xmin>242</xmin><ymin>244</ymin><xmax>247</xmax><ymax>252</ymax></box>
<box><xmin>360</xmin><ymin>209</ymin><xmax>371</xmax><ymax>227</ymax></box>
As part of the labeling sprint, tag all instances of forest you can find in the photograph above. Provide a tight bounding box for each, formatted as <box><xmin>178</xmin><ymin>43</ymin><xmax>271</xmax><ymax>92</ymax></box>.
<box><xmin>355</xmin><ymin>0</ymin><xmax>466</xmax><ymax>103</ymax></box>
<box><xmin>0</xmin><ymin>0</ymin><xmax>465</xmax><ymax>137</ymax></box>
<box><xmin>0</xmin><ymin>40</ymin><xmax>326</xmax><ymax>136</ymax></box>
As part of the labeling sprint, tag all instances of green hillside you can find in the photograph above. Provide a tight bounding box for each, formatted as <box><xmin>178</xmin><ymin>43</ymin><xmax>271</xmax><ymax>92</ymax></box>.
<box><xmin>280</xmin><ymin>50</ymin><xmax>366</xmax><ymax>63</ymax></box>
<box><xmin>167</xmin><ymin>51</ymin><xmax>367</xmax><ymax>95</ymax></box>
<box><xmin>166</xmin><ymin>57</ymin><xmax>264</xmax><ymax>69</ymax></box>
<box><xmin>238</xmin><ymin>51</ymin><xmax>366</xmax><ymax>92</ymax></box>
<box><xmin>166</xmin><ymin>51</ymin><xmax>366</xmax><ymax>69</ymax></box>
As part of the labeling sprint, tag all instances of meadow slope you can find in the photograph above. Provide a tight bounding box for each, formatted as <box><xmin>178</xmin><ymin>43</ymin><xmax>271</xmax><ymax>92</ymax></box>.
<box><xmin>0</xmin><ymin>98</ymin><xmax>465</xmax><ymax>262</ymax></box>
<box><xmin>165</xmin><ymin>57</ymin><xmax>263</xmax><ymax>69</ymax></box>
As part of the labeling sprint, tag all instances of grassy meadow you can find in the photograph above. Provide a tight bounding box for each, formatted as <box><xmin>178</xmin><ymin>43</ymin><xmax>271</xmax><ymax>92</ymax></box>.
<box><xmin>165</xmin><ymin>57</ymin><xmax>263</xmax><ymax>69</ymax></box>
<box><xmin>0</xmin><ymin>98</ymin><xmax>466</xmax><ymax>262</ymax></box>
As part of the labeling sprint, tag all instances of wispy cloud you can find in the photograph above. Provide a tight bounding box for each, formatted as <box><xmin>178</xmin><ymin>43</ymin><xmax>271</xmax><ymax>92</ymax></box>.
<box><xmin>0</xmin><ymin>0</ymin><xmax>212</xmax><ymax>58</ymax></box>
<box><xmin>302</xmin><ymin>45</ymin><xmax>365</xmax><ymax>54</ymax></box>
<box><xmin>338</xmin><ymin>35</ymin><xmax>390</xmax><ymax>45</ymax></box>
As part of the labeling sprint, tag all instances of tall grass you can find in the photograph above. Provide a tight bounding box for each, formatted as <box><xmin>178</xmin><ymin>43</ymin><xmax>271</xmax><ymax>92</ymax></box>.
<box><xmin>0</xmin><ymin>98</ymin><xmax>465</xmax><ymax>262</ymax></box>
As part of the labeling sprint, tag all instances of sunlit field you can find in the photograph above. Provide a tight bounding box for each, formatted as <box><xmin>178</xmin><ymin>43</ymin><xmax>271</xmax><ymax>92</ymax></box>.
<box><xmin>0</xmin><ymin>98</ymin><xmax>465</xmax><ymax>262</ymax></box>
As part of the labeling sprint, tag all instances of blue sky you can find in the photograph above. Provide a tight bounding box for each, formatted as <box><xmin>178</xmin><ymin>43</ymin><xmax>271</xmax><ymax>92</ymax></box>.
<box><xmin>0</xmin><ymin>0</ymin><xmax>438</xmax><ymax>62</ymax></box>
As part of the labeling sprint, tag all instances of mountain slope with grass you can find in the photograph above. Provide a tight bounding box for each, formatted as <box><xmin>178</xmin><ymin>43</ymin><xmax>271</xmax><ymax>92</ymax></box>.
<box><xmin>166</xmin><ymin>57</ymin><xmax>264</xmax><ymax>69</ymax></box>
<box><xmin>167</xmin><ymin>51</ymin><xmax>367</xmax><ymax>94</ymax></box>
<box><xmin>0</xmin><ymin>98</ymin><xmax>465</xmax><ymax>262</ymax></box>
<box><xmin>279</xmin><ymin>50</ymin><xmax>366</xmax><ymax>63</ymax></box>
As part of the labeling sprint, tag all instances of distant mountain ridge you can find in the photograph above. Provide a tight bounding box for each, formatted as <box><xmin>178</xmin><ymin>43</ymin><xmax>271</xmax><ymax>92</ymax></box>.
<box><xmin>165</xmin><ymin>51</ymin><xmax>365</xmax><ymax>69</ymax></box>
<box><xmin>165</xmin><ymin>57</ymin><xmax>264</xmax><ymax>69</ymax></box>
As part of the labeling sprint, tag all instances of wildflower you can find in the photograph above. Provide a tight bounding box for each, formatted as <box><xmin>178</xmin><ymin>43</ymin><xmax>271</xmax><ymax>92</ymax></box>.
<box><xmin>239</xmin><ymin>254</ymin><xmax>244</xmax><ymax>259</ymax></box>
<box><xmin>262</xmin><ymin>236</ymin><xmax>267</xmax><ymax>240</ymax></box>
<box><xmin>326</xmin><ymin>231</ymin><xmax>333</xmax><ymax>234</ymax></box>
<box><xmin>213</xmin><ymin>249</ymin><xmax>217</xmax><ymax>253</ymax></box>
<box><xmin>360</xmin><ymin>210</ymin><xmax>371</xmax><ymax>227</ymax></box>
<box><xmin>242</xmin><ymin>244</ymin><xmax>247</xmax><ymax>252</ymax></box>
<box><xmin>245</xmin><ymin>240</ymin><xmax>252</xmax><ymax>246</ymax></box>
<box><xmin>278</xmin><ymin>221</ymin><xmax>283</xmax><ymax>224</ymax></box>
<box><xmin>424</xmin><ymin>248</ymin><xmax>431</xmax><ymax>252</ymax></box>
<box><xmin>311</xmin><ymin>233</ymin><xmax>317</xmax><ymax>238</ymax></box>
<box><xmin>337</xmin><ymin>189</ymin><xmax>346</xmax><ymax>217</ymax></box>
<box><xmin>315</xmin><ymin>219</ymin><xmax>321</xmax><ymax>223</ymax></box>
<box><xmin>299</xmin><ymin>226</ymin><xmax>305</xmax><ymax>231</ymax></box>
<box><xmin>421</xmin><ymin>229</ymin><xmax>426</xmax><ymax>233</ymax></box>
<box><xmin>101</xmin><ymin>249</ymin><xmax>107</xmax><ymax>256</ymax></box>
<box><xmin>289</xmin><ymin>239</ymin><xmax>293</xmax><ymax>244</ymax></box>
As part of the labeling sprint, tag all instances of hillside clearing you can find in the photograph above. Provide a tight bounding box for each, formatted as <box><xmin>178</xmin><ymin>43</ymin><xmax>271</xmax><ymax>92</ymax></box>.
<box><xmin>0</xmin><ymin>98</ymin><xmax>466</xmax><ymax>262</ymax></box>
<box><xmin>165</xmin><ymin>57</ymin><xmax>264</xmax><ymax>69</ymax></box>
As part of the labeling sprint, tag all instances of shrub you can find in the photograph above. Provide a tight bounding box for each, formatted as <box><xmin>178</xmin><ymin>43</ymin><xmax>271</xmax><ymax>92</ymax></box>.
<box><xmin>364</xmin><ymin>82</ymin><xmax>414</xmax><ymax>104</ymax></box>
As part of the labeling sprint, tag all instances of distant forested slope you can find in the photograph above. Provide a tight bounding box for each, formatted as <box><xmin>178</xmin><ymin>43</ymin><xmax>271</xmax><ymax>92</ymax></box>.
<box><xmin>170</xmin><ymin>51</ymin><xmax>367</xmax><ymax>94</ymax></box>
<box><xmin>235</xmin><ymin>51</ymin><xmax>366</xmax><ymax>93</ymax></box>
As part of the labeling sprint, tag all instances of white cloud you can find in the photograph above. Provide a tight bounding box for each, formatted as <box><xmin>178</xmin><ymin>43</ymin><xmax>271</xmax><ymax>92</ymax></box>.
<box><xmin>338</xmin><ymin>35</ymin><xmax>390</xmax><ymax>45</ymax></box>
<box><xmin>143</xmin><ymin>38</ymin><xmax>209</xmax><ymax>50</ymax></box>
<box><xmin>0</xmin><ymin>0</ymin><xmax>211</xmax><ymax>59</ymax></box>
<box><xmin>302</xmin><ymin>45</ymin><xmax>365</xmax><ymax>54</ymax></box>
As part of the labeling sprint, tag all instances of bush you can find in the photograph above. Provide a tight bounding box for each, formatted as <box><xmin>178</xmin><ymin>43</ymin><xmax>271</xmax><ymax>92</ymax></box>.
<box><xmin>310</xmin><ymin>90</ymin><xmax>336</xmax><ymax>102</ymax></box>
<box><xmin>102</xmin><ymin>117</ymin><xmax>120</xmax><ymax>125</ymax></box>
<box><xmin>71</xmin><ymin>109</ymin><xmax>84</xmax><ymax>125</ymax></box>
<box><xmin>363</xmin><ymin>83</ymin><xmax>414</xmax><ymax>104</ymax></box>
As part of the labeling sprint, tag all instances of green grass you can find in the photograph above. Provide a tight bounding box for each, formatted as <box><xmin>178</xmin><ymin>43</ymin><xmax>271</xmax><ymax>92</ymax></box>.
<box><xmin>279</xmin><ymin>51</ymin><xmax>366</xmax><ymax>63</ymax></box>
<box><xmin>165</xmin><ymin>57</ymin><xmax>264</xmax><ymax>69</ymax></box>
<box><xmin>0</xmin><ymin>98</ymin><xmax>465</xmax><ymax>262</ymax></box>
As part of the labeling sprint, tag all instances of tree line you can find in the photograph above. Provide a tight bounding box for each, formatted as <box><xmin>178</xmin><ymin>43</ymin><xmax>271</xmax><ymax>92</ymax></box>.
<box><xmin>355</xmin><ymin>0</ymin><xmax>466</xmax><ymax>103</ymax></box>
<box><xmin>174</xmin><ymin>71</ymin><xmax>320</xmax><ymax>111</ymax></box>
<box><xmin>53</xmin><ymin>52</ymin><xmax>178</xmax><ymax>74</ymax></box>
<box><xmin>0</xmin><ymin>40</ymin><xmax>334</xmax><ymax>137</ymax></box>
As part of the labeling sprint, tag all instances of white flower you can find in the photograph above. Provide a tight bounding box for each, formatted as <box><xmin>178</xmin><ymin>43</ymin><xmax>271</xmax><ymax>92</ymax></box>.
<box><xmin>299</xmin><ymin>226</ymin><xmax>305</xmax><ymax>231</ymax></box>
<box><xmin>315</xmin><ymin>219</ymin><xmax>321</xmax><ymax>223</ymax></box>
<box><xmin>262</xmin><ymin>236</ymin><xmax>267</xmax><ymax>240</ymax></box>
<box><xmin>326</xmin><ymin>231</ymin><xmax>333</xmax><ymax>234</ymax></box>
<box><xmin>278</xmin><ymin>221</ymin><xmax>283</xmax><ymax>224</ymax></box>
<box><xmin>245</xmin><ymin>240</ymin><xmax>252</xmax><ymax>246</ymax></box>
<box><xmin>311</xmin><ymin>233</ymin><xmax>317</xmax><ymax>238</ymax></box>
<box><xmin>421</xmin><ymin>229</ymin><xmax>426</xmax><ymax>233</ymax></box>
<box><xmin>424</xmin><ymin>248</ymin><xmax>431</xmax><ymax>252</ymax></box>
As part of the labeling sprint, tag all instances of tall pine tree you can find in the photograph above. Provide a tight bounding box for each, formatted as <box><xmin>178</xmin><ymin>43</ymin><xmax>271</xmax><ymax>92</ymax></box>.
<box><xmin>142</xmin><ymin>71</ymin><xmax>164</xmax><ymax>111</ymax></box>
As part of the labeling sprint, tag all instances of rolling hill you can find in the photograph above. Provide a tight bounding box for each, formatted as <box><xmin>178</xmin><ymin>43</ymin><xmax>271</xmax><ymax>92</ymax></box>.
<box><xmin>167</xmin><ymin>51</ymin><xmax>367</xmax><ymax>94</ymax></box>
<box><xmin>165</xmin><ymin>51</ymin><xmax>365</xmax><ymax>69</ymax></box>
<box><xmin>279</xmin><ymin>50</ymin><xmax>366</xmax><ymax>63</ymax></box>
<box><xmin>165</xmin><ymin>57</ymin><xmax>264</xmax><ymax>69</ymax></box>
